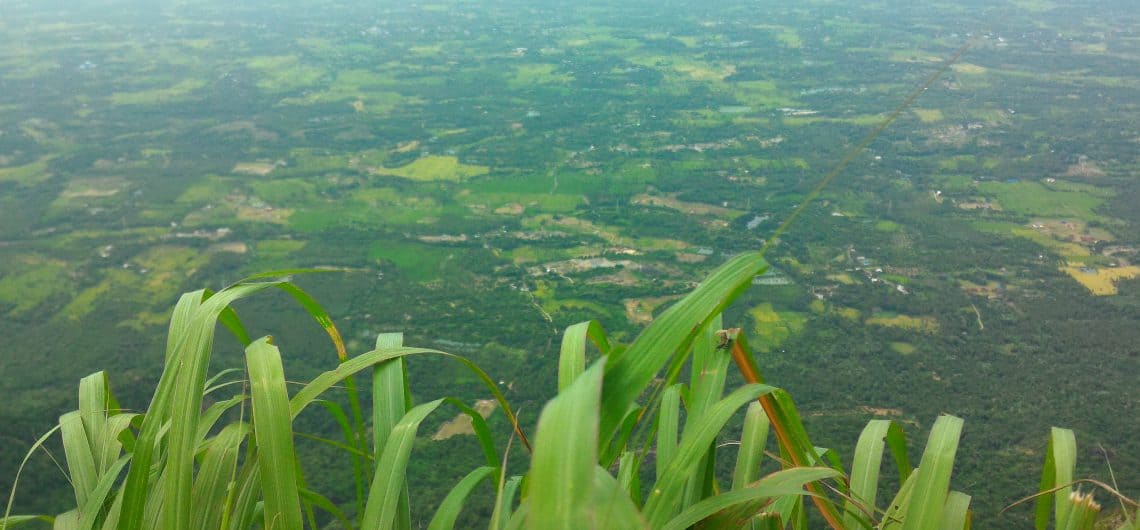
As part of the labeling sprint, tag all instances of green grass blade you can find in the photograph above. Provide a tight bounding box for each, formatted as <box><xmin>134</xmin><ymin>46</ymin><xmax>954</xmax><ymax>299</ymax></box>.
<box><xmin>97</xmin><ymin>489</ymin><xmax>124</xmax><ymax>530</ymax></box>
<box><xmin>643</xmin><ymin>384</ymin><xmax>776</xmax><ymax>527</ymax></box>
<box><xmin>76</xmin><ymin>456</ymin><xmax>129</xmax><ymax>530</ymax></box>
<box><xmin>373</xmin><ymin>333</ymin><xmax>412</xmax><ymax>453</ymax></box>
<box><xmin>53</xmin><ymin>510</ymin><xmax>78</xmax><ymax>529</ymax></box>
<box><xmin>503</xmin><ymin>501</ymin><xmax>528</xmax><ymax>530</ymax></box>
<box><xmin>2</xmin><ymin>425</ymin><xmax>61</xmax><ymax>526</ymax></box>
<box><xmin>1035</xmin><ymin>427</ymin><xmax>1077</xmax><ymax>530</ymax></box>
<box><xmin>879</xmin><ymin>471</ymin><xmax>918</xmax><ymax>530</ymax></box>
<box><xmin>0</xmin><ymin>515</ymin><xmax>54</xmax><ymax>528</ymax></box>
<box><xmin>195</xmin><ymin>394</ymin><xmax>246</xmax><ymax>447</ymax></box>
<box><xmin>223</xmin><ymin>463</ymin><xmax>261</xmax><ymax>530</ymax></box>
<box><xmin>558</xmin><ymin>320</ymin><xmax>610</xmax><ymax>392</ymax></box>
<box><xmin>600</xmin><ymin>253</ymin><xmax>767</xmax><ymax>443</ymax></box>
<box><xmin>617</xmin><ymin>451</ymin><xmax>641</xmax><ymax>503</ymax></box>
<box><xmin>662</xmin><ymin>467</ymin><xmax>840</xmax><ymax>530</ymax></box>
<box><xmin>884</xmin><ymin>421</ymin><xmax>913</xmax><ymax>484</ymax></box>
<box><xmin>940</xmin><ymin>491</ymin><xmax>971</xmax><ymax>530</ymax></box>
<box><xmin>427</xmin><ymin>466</ymin><xmax>495</xmax><ymax>530</ymax></box>
<box><xmin>275</xmin><ymin>282</ymin><xmax>348</xmax><ymax>361</ymax></box>
<box><xmin>361</xmin><ymin>398</ymin><xmax>447</xmax><ymax>530</ymax></box>
<box><xmin>290</xmin><ymin>346</ymin><xmax>527</xmax><ymax>449</ymax></box>
<box><xmin>373</xmin><ymin>333</ymin><xmax>412</xmax><ymax>530</ymax></box>
<box><xmin>439</xmin><ymin>398</ymin><xmax>501</xmax><ymax>467</ymax></box>
<box><xmin>246</xmin><ymin>337</ymin><xmax>303</xmax><ymax>530</ymax></box>
<box><xmin>656</xmin><ymin>383</ymin><xmax>682</xmax><ymax>480</ymax></box>
<box><xmin>591</xmin><ymin>465</ymin><xmax>647</xmax><ymax>529</ymax></box>
<box><xmin>77</xmin><ymin>372</ymin><xmax>120</xmax><ymax>472</ymax></box>
<box><xmin>216</xmin><ymin>306</ymin><xmax>254</xmax><ymax>348</ymax></box>
<box><xmin>190</xmin><ymin>423</ymin><xmax>248</xmax><ymax>530</ymax></box>
<box><xmin>844</xmin><ymin>419</ymin><xmax>894</xmax><ymax>528</ymax></box>
<box><xmin>299</xmin><ymin>488</ymin><xmax>353</xmax><ymax>530</ymax></box>
<box><xmin>116</xmin><ymin>282</ymin><xmax>275</xmax><ymax>530</ymax></box>
<box><xmin>732</xmin><ymin>401</ymin><xmax>770</xmax><ymax>491</ymax></box>
<box><xmin>682</xmin><ymin>316</ymin><xmax>731</xmax><ymax>506</ymax></box>
<box><xmin>490</xmin><ymin>475</ymin><xmax>522</xmax><ymax>530</ymax></box>
<box><xmin>526</xmin><ymin>359</ymin><xmax>606</xmax><ymax>529</ymax></box>
<box><xmin>901</xmin><ymin>415</ymin><xmax>964</xmax><ymax>530</ymax></box>
<box><xmin>688</xmin><ymin>314</ymin><xmax>729</xmax><ymax>420</ymax></box>
<box><xmin>59</xmin><ymin>412</ymin><xmax>98</xmax><ymax>510</ymax></box>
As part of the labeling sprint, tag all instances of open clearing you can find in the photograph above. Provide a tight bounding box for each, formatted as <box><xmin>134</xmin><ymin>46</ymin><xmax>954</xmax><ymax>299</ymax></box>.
<box><xmin>1061</xmin><ymin>265</ymin><xmax>1140</xmax><ymax>295</ymax></box>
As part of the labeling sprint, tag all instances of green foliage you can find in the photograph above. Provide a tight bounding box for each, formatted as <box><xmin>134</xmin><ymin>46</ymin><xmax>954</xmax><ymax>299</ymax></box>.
<box><xmin>3</xmin><ymin>258</ymin><xmax>1135</xmax><ymax>530</ymax></box>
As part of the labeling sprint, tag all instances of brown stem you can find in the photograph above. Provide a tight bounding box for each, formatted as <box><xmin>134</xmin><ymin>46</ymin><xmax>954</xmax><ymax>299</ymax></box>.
<box><xmin>729</xmin><ymin>339</ymin><xmax>846</xmax><ymax>530</ymax></box>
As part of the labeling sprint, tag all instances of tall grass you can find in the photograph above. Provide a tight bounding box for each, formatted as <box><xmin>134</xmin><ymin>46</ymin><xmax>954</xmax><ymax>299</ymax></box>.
<box><xmin>3</xmin><ymin>263</ymin><xmax>1137</xmax><ymax>529</ymax></box>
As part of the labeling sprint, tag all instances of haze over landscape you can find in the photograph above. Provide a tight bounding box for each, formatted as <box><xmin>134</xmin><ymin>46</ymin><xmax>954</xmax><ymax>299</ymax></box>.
<box><xmin>1</xmin><ymin>0</ymin><xmax>1138</xmax><ymax>527</ymax></box>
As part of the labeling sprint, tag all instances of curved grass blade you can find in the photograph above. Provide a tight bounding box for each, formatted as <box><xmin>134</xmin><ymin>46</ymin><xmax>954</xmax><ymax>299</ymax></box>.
<box><xmin>299</xmin><ymin>488</ymin><xmax>353</xmax><ymax>530</ymax></box>
<box><xmin>600</xmin><ymin>253</ymin><xmax>768</xmax><ymax>445</ymax></box>
<box><xmin>275</xmin><ymin>282</ymin><xmax>348</xmax><ymax>361</ymax></box>
<box><xmin>77</xmin><ymin>456</ymin><xmax>129</xmax><ymax>530</ymax></box>
<box><xmin>289</xmin><ymin>346</ymin><xmax>529</xmax><ymax>451</ymax></box>
<box><xmin>222</xmin><ymin>462</ymin><xmax>260</xmax><ymax>530</ymax></box>
<box><xmin>360</xmin><ymin>398</ymin><xmax>447</xmax><ymax>530</ymax></box>
<box><xmin>558</xmin><ymin>320</ymin><xmax>610</xmax><ymax>392</ymax></box>
<box><xmin>246</xmin><ymin>336</ymin><xmax>303</xmax><ymax>530</ymax></box>
<box><xmin>662</xmin><ymin>467</ymin><xmax>840</xmax><ymax>530</ymax></box>
<box><xmin>120</xmin><ymin>281</ymin><xmax>278</xmax><ymax>530</ymax></box>
<box><xmin>526</xmin><ymin>359</ymin><xmax>606</xmax><ymax>529</ymax></box>
<box><xmin>728</xmin><ymin>333</ymin><xmax>847</xmax><ymax>528</ymax></box>
<box><xmin>617</xmin><ymin>451</ymin><xmax>641</xmax><ymax>503</ymax></box>
<box><xmin>591</xmin><ymin>465</ymin><xmax>647</xmax><ymax>529</ymax></box>
<box><xmin>902</xmin><ymin>415</ymin><xmax>964</xmax><ymax>530</ymax></box>
<box><xmin>845</xmin><ymin>419</ymin><xmax>910</xmax><ymax>529</ymax></box>
<box><xmin>643</xmin><ymin>383</ymin><xmax>776</xmax><ymax>527</ymax></box>
<box><xmin>190</xmin><ymin>423</ymin><xmax>248</xmax><ymax>530</ymax></box>
<box><xmin>439</xmin><ymin>398</ymin><xmax>501</xmax><ymax>467</ymax></box>
<box><xmin>195</xmin><ymin>394</ymin><xmax>246</xmax><ymax>447</ymax></box>
<box><xmin>77</xmin><ymin>372</ymin><xmax>121</xmax><ymax>473</ymax></box>
<box><xmin>732</xmin><ymin>401</ymin><xmax>770</xmax><ymax>491</ymax></box>
<box><xmin>878</xmin><ymin>463</ymin><xmax>918</xmax><ymax>529</ymax></box>
<box><xmin>427</xmin><ymin>466</ymin><xmax>496</xmax><ymax>530</ymax></box>
<box><xmin>940</xmin><ymin>491</ymin><xmax>971</xmax><ymax>530</ymax></box>
<box><xmin>59</xmin><ymin>412</ymin><xmax>98</xmax><ymax>510</ymax></box>
<box><xmin>490</xmin><ymin>475</ymin><xmax>522</xmax><ymax>530</ymax></box>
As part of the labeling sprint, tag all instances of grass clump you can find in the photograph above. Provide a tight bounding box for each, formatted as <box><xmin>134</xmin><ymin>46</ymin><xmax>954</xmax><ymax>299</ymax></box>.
<box><xmin>4</xmin><ymin>257</ymin><xmax>1137</xmax><ymax>530</ymax></box>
